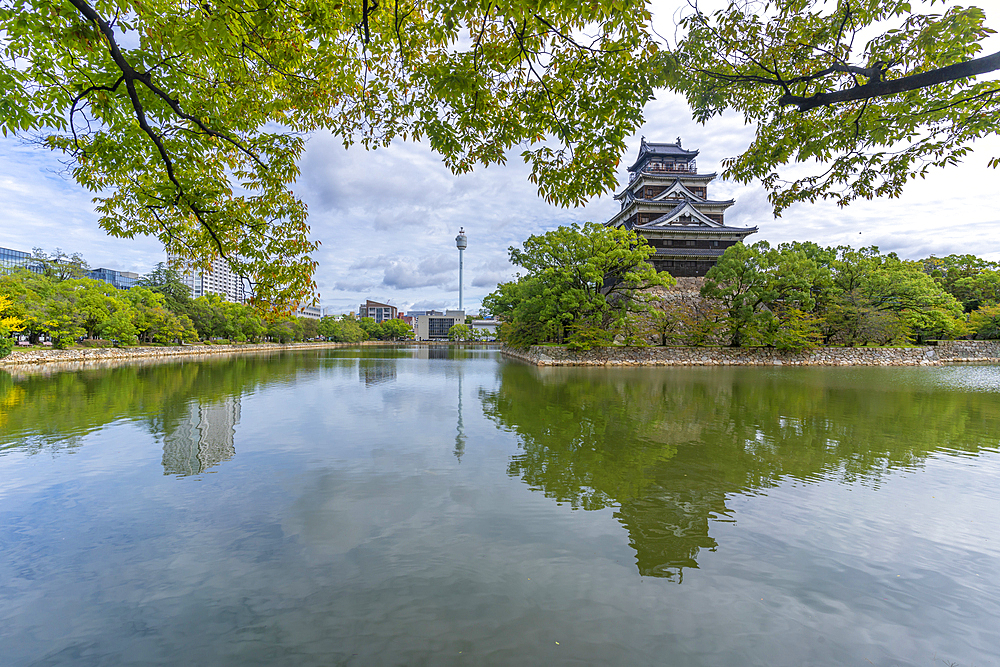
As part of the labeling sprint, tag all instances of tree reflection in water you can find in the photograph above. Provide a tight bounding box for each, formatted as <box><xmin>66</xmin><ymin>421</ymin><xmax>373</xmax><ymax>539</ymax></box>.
<box><xmin>480</xmin><ymin>363</ymin><xmax>1000</xmax><ymax>581</ymax></box>
<box><xmin>0</xmin><ymin>352</ymin><xmax>323</xmax><ymax>475</ymax></box>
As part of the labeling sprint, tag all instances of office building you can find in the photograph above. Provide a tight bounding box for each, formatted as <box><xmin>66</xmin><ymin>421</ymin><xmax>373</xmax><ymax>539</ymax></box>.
<box><xmin>359</xmin><ymin>299</ymin><xmax>398</xmax><ymax>323</ymax></box>
<box><xmin>413</xmin><ymin>310</ymin><xmax>465</xmax><ymax>341</ymax></box>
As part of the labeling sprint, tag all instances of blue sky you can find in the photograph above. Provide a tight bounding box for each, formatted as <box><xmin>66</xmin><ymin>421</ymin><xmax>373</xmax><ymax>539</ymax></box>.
<box><xmin>3</xmin><ymin>19</ymin><xmax>999</xmax><ymax>315</ymax></box>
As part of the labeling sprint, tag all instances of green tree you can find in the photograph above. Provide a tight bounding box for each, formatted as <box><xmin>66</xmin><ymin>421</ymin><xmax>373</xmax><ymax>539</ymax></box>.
<box><xmin>266</xmin><ymin>316</ymin><xmax>302</xmax><ymax>343</ymax></box>
<box><xmin>358</xmin><ymin>317</ymin><xmax>380</xmax><ymax>341</ymax></box>
<box><xmin>484</xmin><ymin>223</ymin><xmax>674</xmax><ymax>350</ymax></box>
<box><xmin>379</xmin><ymin>318</ymin><xmax>413</xmax><ymax>341</ymax></box>
<box><xmin>29</xmin><ymin>248</ymin><xmax>90</xmax><ymax>281</ymax></box>
<box><xmin>299</xmin><ymin>316</ymin><xmax>320</xmax><ymax>341</ymax></box>
<box><xmin>0</xmin><ymin>270</ymin><xmax>57</xmax><ymax>344</ymax></box>
<box><xmin>187</xmin><ymin>294</ymin><xmax>228</xmax><ymax>340</ymax></box>
<box><xmin>125</xmin><ymin>286</ymin><xmax>196</xmax><ymax>344</ymax></box>
<box><xmin>137</xmin><ymin>263</ymin><xmax>193</xmax><ymax>313</ymax></box>
<box><xmin>671</xmin><ymin>0</ymin><xmax>1000</xmax><ymax>214</ymax></box>
<box><xmin>701</xmin><ymin>242</ymin><xmax>822</xmax><ymax>347</ymax></box>
<box><xmin>447</xmin><ymin>323</ymin><xmax>472</xmax><ymax>342</ymax></box>
<box><xmin>318</xmin><ymin>315</ymin><xmax>366</xmax><ymax>343</ymax></box>
<box><xmin>969</xmin><ymin>304</ymin><xmax>1000</xmax><ymax>340</ymax></box>
<box><xmin>2</xmin><ymin>0</ymin><xmax>661</xmax><ymax>307</ymax></box>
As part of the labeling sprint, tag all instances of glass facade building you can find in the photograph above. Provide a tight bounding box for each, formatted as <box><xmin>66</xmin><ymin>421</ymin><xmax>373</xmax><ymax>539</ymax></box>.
<box><xmin>0</xmin><ymin>246</ymin><xmax>41</xmax><ymax>274</ymax></box>
<box><xmin>87</xmin><ymin>268</ymin><xmax>139</xmax><ymax>290</ymax></box>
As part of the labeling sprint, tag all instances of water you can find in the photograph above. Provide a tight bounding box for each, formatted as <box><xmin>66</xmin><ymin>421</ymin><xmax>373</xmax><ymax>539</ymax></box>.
<box><xmin>1</xmin><ymin>347</ymin><xmax>999</xmax><ymax>666</ymax></box>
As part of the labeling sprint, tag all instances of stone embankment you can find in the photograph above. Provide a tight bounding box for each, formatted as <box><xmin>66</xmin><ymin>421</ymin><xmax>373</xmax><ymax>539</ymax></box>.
<box><xmin>1</xmin><ymin>341</ymin><xmax>367</xmax><ymax>368</ymax></box>
<box><xmin>503</xmin><ymin>340</ymin><xmax>1000</xmax><ymax>367</ymax></box>
<box><xmin>0</xmin><ymin>339</ymin><xmax>499</xmax><ymax>370</ymax></box>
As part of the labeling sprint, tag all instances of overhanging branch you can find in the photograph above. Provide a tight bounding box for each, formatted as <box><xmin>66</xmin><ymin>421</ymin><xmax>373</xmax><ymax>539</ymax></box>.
<box><xmin>779</xmin><ymin>50</ymin><xmax>1000</xmax><ymax>111</ymax></box>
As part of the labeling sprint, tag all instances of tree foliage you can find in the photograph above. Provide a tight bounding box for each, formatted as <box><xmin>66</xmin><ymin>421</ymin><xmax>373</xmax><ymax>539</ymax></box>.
<box><xmin>1</xmin><ymin>0</ymin><xmax>662</xmax><ymax>308</ymax></box>
<box><xmin>483</xmin><ymin>222</ymin><xmax>674</xmax><ymax>350</ymax></box>
<box><xmin>671</xmin><ymin>0</ymin><xmax>1000</xmax><ymax>213</ymax></box>
<box><xmin>0</xmin><ymin>293</ymin><xmax>24</xmax><ymax>357</ymax></box>
<box><xmin>0</xmin><ymin>267</ymin><xmax>321</xmax><ymax>345</ymax></box>
<box><xmin>448</xmin><ymin>323</ymin><xmax>472</xmax><ymax>341</ymax></box>
<box><xmin>700</xmin><ymin>242</ymin><xmax>967</xmax><ymax>348</ymax></box>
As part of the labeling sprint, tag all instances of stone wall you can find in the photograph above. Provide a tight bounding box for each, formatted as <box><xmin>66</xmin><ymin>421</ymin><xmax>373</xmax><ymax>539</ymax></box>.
<box><xmin>503</xmin><ymin>340</ymin><xmax>1000</xmax><ymax>367</ymax></box>
<box><xmin>933</xmin><ymin>340</ymin><xmax>1000</xmax><ymax>362</ymax></box>
<box><xmin>0</xmin><ymin>341</ymin><xmax>368</xmax><ymax>367</ymax></box>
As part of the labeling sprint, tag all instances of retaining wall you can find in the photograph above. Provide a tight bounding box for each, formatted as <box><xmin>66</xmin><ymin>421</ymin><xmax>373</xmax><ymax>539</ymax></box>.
<box><xmin>503</xmin><ymin>341</ymin><xmax>1000</xmax><ymax>367</ymax></box>
<box><xmin>0</xmin><ymin>341</ymin><xmax>377</xmax><ymax>367</ymax></box>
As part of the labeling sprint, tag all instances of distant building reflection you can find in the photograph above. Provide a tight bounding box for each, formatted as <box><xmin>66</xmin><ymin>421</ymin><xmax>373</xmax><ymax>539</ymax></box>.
<box><xmin>162</xmin><ymin>396</ymin><xmax>240</xmax><ymax>476</ymax></box>
<box><xmin>359</xmin><ymin>360</ymin><xmax>397</xmax><ymax>386</ymax></box>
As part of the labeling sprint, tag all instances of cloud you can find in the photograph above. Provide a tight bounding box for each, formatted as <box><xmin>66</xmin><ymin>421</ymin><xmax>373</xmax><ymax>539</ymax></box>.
<box><xmin>472</xmin><ymin>271</ymin><xmax>512</xmax><ymax>288</ymax></box>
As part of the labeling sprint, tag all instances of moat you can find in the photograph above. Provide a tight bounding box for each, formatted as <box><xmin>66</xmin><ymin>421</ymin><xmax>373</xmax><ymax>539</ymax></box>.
<box><xmin>2</xmin><ymin>346</ymin><xmax>998</xmax><ymax>666</ymax></box>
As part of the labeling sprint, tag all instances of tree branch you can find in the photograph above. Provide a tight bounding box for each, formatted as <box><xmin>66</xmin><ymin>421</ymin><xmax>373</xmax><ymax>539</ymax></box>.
<box><xmin>780</xmin><ymin>50</ymin><xmax>1000</xmax><ymax>111</ymax></box>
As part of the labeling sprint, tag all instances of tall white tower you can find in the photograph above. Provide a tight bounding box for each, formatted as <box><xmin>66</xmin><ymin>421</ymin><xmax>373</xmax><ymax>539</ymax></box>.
<box><xmin>455</xmin><ymin>227</ymin><xmax>467</xmax><ymax>311</ymax></box>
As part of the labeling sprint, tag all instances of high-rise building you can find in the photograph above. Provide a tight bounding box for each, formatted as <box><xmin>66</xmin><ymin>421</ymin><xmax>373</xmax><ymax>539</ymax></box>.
<box><xmin>170</xmin><ymin>254</ymin><xmax>246</xmax><ymax>303</ymax></box>
<box><xmin>605</xmin><ymin>138</ymin><xmax>758</xmax><ymax>277</ymax></box>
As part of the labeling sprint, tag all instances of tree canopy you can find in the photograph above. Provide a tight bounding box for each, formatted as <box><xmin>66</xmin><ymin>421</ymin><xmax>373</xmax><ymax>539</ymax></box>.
<box><xmin>5</xmin><ymin>0</ymin><xmax>998</xmax><ymax>307</ymax></box>
<box><xmin>1</xmin><ymin>0</ymin><xmax>661</xmax><ymax>308</ymax></box>
<box><xmin>671</xmin><ymin>0</ymin><xmax>1000</xmax><ymax>213</ymax></box>
<box><xmin>483</xmin><ymin>222</ymin><xmax>674</xmax><ymax>349</ymax></box>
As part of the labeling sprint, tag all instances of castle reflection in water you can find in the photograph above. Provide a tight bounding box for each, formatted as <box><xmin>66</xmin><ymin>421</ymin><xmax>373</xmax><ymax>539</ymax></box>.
<box><xmin>161</xmin><ymin>396</ymin><xmax>241</xmax><ymax>476</ymax></box>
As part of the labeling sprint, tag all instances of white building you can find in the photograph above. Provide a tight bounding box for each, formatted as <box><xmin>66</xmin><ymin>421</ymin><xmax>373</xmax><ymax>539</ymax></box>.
<box><xmin>296</xmin><ymin>305</ymin><xmax>321</xmax><ymax>319</ymax></box>
<box><xmin>470</xmin><ymin>319</ymin><xmax>498</xmax><ymax>340</ymax></box>
<box><xmin>170</xmin><ymin>254</ymin><xmax>246</xmax><ymax>303</ymax></box>
<box><xmin>413</xmin><ymin>310</ymin><xmax>465</xmax><ymax>341</ymax></box>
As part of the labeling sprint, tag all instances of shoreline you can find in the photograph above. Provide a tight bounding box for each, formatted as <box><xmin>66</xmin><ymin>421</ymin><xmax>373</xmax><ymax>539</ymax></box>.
<box><xmin>3</xmin><ymin>339</ymin><xmax>997</xmax><ymax>370</ymax></box>
<box><xmin>0</xmin><ymin>340</ymin><xmax>496</xmax><ymax>370</ymax></box>
<box><xmin>502</xmin><ymin>341</ymin><xmax>1000</xmax><ymax>367</ymax></box>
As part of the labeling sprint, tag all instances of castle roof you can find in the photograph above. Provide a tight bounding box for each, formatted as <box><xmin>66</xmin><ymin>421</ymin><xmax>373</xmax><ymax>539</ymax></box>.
<box><xmin>627</xmin><ymin>137</ymin><xmax>699</xmax><ymax>172</ymax></box>
<box><xmin>633</xmin><ymin>201</ymin><xmax>741</xmax><ymax>229</ymax></box>
<box><xmin>615</xmin><ymin>178</ymin><xmax>735</xmax><ymax>207</ymax></box>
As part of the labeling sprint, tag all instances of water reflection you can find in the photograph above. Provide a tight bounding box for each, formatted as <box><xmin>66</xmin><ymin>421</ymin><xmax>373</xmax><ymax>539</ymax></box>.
<box><xmin>162</xmin><ymin>395</ymin><xmax>241</xmax><ymax>476</ymax></box>
<box><xmin>0</xmin><ymin>353</ymin><xmax>320</xmax><ymax>469</ymax></box>
<box><xmin>482</xmin><ymin>363</ymin><xmax>1000</xmax><ymax>580</ymax></box>
<box><xmin>358</xmin><ymin>358</ymin><xmax>397</xmax><ymax>386</ymax></box>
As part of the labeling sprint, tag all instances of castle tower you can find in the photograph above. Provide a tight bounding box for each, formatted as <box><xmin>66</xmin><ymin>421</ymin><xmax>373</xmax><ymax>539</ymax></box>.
<box><xmin>605</xmin><ymin>138</ymin><xmax>757</xmax><ymax>277</ymax></box>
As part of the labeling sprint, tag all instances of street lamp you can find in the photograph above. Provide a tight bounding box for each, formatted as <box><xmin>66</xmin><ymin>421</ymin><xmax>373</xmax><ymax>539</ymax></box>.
<box><xmin>455</xmin><ymin>227</ymin><xmax>467</xmax><ymax>311</ymax></box>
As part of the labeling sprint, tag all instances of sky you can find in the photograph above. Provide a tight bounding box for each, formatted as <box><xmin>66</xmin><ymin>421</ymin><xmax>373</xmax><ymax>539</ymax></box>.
<box><xmin>2</xmin><ymin>8</ymin><xmax>999</xmax><ymax>315</ymax></box>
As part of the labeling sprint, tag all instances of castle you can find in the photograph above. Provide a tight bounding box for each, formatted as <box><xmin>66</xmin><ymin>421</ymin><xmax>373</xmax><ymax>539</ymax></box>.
<box><xmin>605</xmin><ymin>138</ymin><xmax>757</xmax><ymax>277</ymax></box>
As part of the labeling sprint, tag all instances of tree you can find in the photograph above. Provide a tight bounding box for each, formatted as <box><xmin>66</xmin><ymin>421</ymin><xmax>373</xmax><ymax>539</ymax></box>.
<box><xmin>969</xmin><ymin>304</ymin><xmax>1000</xmax><ymax>340</ymax></box>
<box><xmin>380</xmin><ymin>318</ymin><xmax>413</xmax><ymax>341</ymax></box>
<box><xmin>1</xmin><ymin>0</ymin><xmax>661</xmax><ymax>308</ymax></box>
<box><xmin>137</xmin><ymin>263</ymin><xmax>193</xmax><ymax>313</ymax></box>
<box><xmin>701</xmin><ymin>242</ymin><xmax>823</xmax><ymax>347</ymax></box>
<box><xmin>0</xmin><ymin>294</ymin><xmax>25</xmax><ymax>357</ymax></box>
<box><xmin>299</xmin><ymin>316</ymin><xmax>320</xmax><ymax>341</ymax></box>
<box><xmin>448</xmin><ymin>323</ymin><xmax>472</xmax><ymax>341</ymax></box>
<box><xmin>125</xmin><ymin>286</ymin><xmax>196</xmax><ymax>343</ymax></box>
<box><xmin>30</xmin><ymin>248</ymin><xmax>90</xmax><ymax>281</ymax></box>
<box><xmin>671</xmin><ymin>0</ymin><xmax>1000</xmax><ymax>213</ymax></box>
<box><xmin>484</xmin><ymin>223</ymin><xmax>674</xmax><ymax>349</ymax></box>
<box><xmin>318</xmin><ymin>315</ymin><xmax>365</xmax><ymax>343</ymax></box>
<box><xmin>357</xmin><ymin>317</ymin><xmax>381</xmax><ymax>341</ymax></box>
